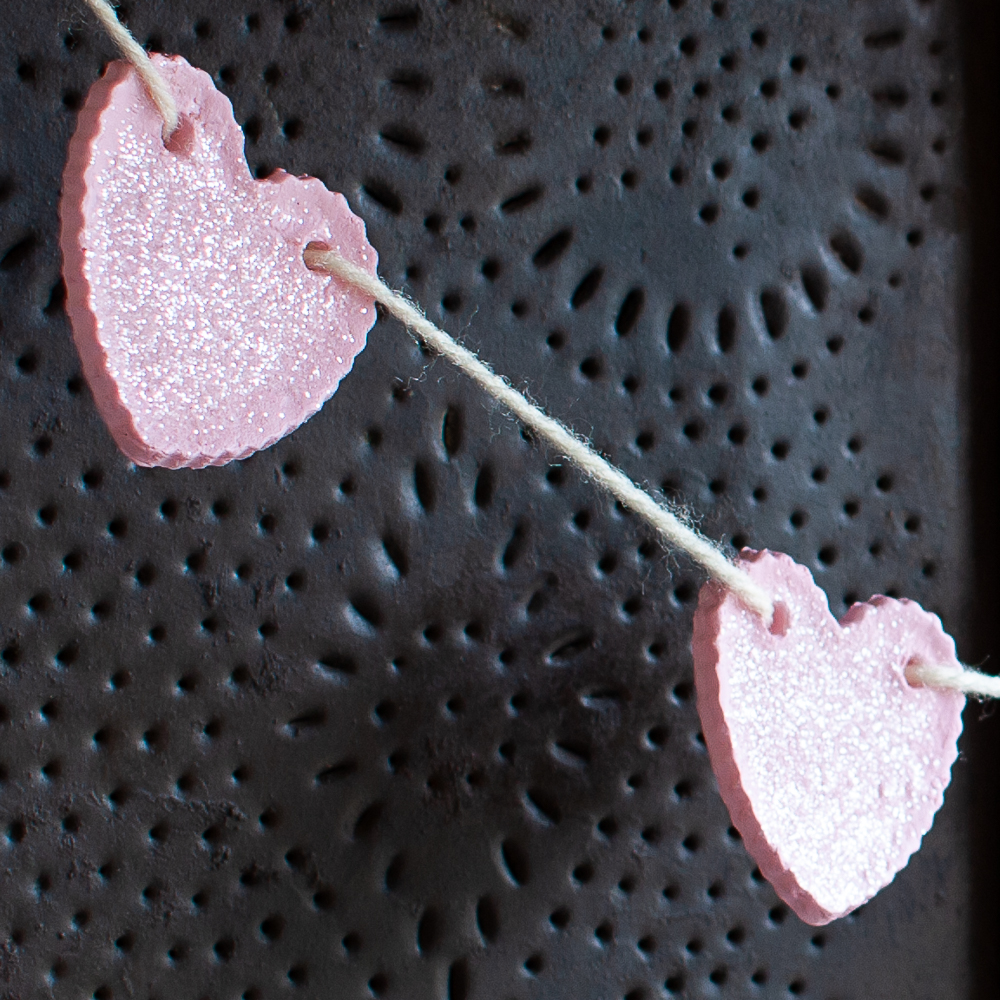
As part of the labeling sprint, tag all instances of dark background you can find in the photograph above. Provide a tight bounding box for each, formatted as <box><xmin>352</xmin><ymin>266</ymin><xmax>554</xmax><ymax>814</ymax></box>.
<box><xmin>0</xmin><ymin>1</ymin><xmax>997</xmax><ymax>997</ymax></box>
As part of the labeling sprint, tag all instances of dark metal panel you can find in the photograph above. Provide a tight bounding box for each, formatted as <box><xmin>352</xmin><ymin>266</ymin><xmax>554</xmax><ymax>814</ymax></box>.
<box><xmin>0</xmin><ymin>2</ymin><xmax>984</xmax><ymax>997</ymax></box>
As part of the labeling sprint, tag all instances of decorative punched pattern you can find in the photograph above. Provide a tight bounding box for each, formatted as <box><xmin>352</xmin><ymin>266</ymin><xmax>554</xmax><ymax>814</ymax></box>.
<box><xmin>0</xmin><ymin>1</ymin><xmax>972</xmax><ymax>997</ymax></box>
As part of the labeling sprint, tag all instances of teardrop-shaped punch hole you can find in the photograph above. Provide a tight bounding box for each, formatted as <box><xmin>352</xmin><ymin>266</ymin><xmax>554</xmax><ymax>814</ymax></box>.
<box><xmin>768</xmin><ymin>601</ymin><xmax>790</xmax><ymax>637</ymax></box>
<box><xmin>164</xmin><ymin>114</ymin><xmax>196</xmax><ymax>156</ymax></box>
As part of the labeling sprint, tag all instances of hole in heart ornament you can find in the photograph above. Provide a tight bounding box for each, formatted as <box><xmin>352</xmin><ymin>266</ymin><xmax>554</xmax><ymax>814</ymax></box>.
<box><xmin>692</xmin><ymin>550</ymin><xmax>964</xmax><ymax>925</ymax></box>
<box><xmin>60</xmin><ymin>55</ymin><xmax>377</xmax><ymax>468</ymax></box>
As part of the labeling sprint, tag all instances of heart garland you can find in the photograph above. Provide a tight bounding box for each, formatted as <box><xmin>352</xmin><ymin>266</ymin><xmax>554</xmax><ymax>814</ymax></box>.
<box><xmin>59</xmin><ymin>0</ymin><xmax>995</xmax><ymax>927</ymax></box>
<box><xmin>61</xmin><ymin>54</ymin><xmax>377</xmax><ymax>468</ymax></box>
<box><xmin>693</xmin><ymin>550</ymin><xmax>964</xmax><ymax>924</ymax></box>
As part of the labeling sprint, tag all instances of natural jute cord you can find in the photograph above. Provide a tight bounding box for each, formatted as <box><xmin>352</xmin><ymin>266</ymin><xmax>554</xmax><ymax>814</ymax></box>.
<box><xmin>81</xmin><ymin>0</ymin><xmax>179</xmax><ymax>138</ymax></box>
<box><xmin>82</xmin><ymin>0</ymin><xmax>997</xmax><ymax>697</ymax></box>
<box><xmin>302</xmin><ymin>247</ymin><xmax>773</xmax><ymax>620</ymax></box>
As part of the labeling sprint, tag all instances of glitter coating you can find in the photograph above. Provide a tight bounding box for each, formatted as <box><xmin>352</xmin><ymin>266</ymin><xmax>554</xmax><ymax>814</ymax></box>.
<box><xmin>692</xmin><ymin>550</ymin><xmax>964</xmax><ymax>925</ymax></box>
<box><xmin>60</xmin><ymin>55</ymin><xmax>377</xmax><ymax>468</ymax></box>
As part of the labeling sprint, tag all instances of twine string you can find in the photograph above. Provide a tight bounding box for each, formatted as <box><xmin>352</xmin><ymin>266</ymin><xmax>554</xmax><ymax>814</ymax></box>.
<box><xmin>907</xmin><ymin>662</ymin><xmax>1000</xmax><ymax>698</ymax></box>
<box><xmin>303</xmin><ymin>246</ymin><xmax>774</xmax><ymax>621</ymax></box>
<box><xmin>81</xmin><ymin>0</ymin><xmax>179</xmax><ymax>138</ymax></box>
<box><xmin>80</xmin><ymin>0</ymin><xmax>997</xmax><ymax>699</ymax></box>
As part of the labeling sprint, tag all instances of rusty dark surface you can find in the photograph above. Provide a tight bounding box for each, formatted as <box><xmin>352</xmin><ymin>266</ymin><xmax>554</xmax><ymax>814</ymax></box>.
<box><xmin>0</xmin><ymin>1</ymin><xmax>997</xmax><ymax>998</ymax></box>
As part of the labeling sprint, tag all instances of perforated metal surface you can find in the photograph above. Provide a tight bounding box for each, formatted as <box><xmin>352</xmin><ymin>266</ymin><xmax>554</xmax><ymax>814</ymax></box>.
<box><xmin>0</xmin><ymin>1</ymin><xmax>983</xmax><ymax>997</ymax></box>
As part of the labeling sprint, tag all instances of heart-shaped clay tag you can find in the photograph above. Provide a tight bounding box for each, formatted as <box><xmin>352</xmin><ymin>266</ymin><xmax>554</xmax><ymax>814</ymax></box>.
<box><xmin>692</xmin><ymin>549</ymin><xmax>964</xmax><ymax>925</ymax></box>
<box><xmin>60</xmin><ymin>55</ymin><xmax>377</xmax><ymax>468</ymax></box>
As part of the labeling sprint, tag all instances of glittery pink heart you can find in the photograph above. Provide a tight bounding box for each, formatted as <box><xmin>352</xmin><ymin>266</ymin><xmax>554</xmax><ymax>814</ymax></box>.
<box><xmin>60</xmin><ymin>55</ymin><xmax>377</xmax><ymax>468</ymax></box>
<box><xmin>692</xmin><ymin>549</ymin><xmax>964</xmax><ymax>925</ymax></box>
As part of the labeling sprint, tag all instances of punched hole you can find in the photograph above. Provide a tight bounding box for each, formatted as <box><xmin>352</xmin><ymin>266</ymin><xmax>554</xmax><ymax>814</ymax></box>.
<box><xmin>904</xmin><ymin>658</ymin><xmax>944</xmax><ymax>688</ymax></box>
<box><xmin>768</xmin><ymin>601</ymin><xmax>790</xmax><ymax>636</ymax></box>
<box><xmin>164</xmin><ymin>115</ymin><xmax>196</xmax><ymax>155</ymax></box>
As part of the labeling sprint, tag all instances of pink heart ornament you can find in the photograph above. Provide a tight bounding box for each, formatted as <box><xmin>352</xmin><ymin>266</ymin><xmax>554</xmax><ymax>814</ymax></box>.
<box><xmin>60</xmin><ymin>55</ymin><xmax>377</xmax><ymax>468</ymax></box>
<box><xmin>692</xmin><ymin>549</ymin><xmax>964</xmax><ymax>925</ymax></box>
